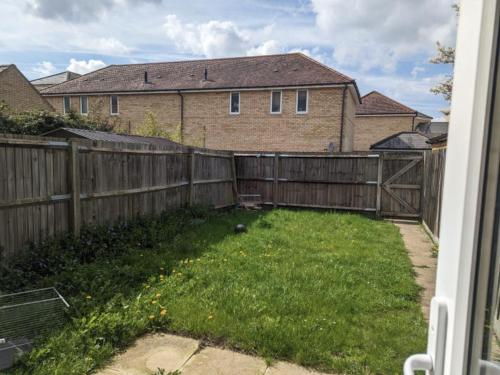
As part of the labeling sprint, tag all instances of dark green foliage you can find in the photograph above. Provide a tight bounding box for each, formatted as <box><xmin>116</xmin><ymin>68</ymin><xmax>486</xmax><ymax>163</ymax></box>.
<box><xmin>0</xmin><ymin>102</ymin><xmax>113</xmax><ymax>135</ymax></box>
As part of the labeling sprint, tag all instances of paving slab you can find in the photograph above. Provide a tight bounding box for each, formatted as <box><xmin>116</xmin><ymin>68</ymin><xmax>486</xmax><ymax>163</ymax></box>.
<box><xmin>181</xmin><ymin>346</ymin><xmax>267</xmax><ymax>375</ymax></box>
<box><xmin>95</xmin><ymin>333</ymin><xmax>199</xmax><ymax>375</ymax></box>
<box><xmin>265</xmin><ymin>361</ymin><xmax>332</xmax><ymax>375</ymax></box>
<box><xmin>394</xmin><ymin>221</ymin><xmax>437</xmax><ymax>320</ymax></box>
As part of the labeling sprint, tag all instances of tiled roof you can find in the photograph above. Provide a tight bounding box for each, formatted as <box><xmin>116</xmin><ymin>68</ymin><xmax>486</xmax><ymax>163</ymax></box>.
<box><xmin>31</xmin><ymin>71</ymin><xmax>81</xmax><ymax>86</ymax></box>
<box><xmin>370</xmin><ymin>131</ymin><xmax>431</xmax><ymax>150</ymax></box>
<box><xmin>357</xmin><ymin>91</ymin><xmax>427</xmax><ymax>116</ymax></box>
<box><xmin>41</xmin><ymin>53</ymin><xmax>355</xmax><ymax>95</ymax></box>
<box><xmin>42</xmin><ymin>127</ymin><xmax>181</xmax><ymax>147</ymax></box>
<box><xmin>415</xmin><ymin>121</ymin><xmax>448</xmax><ymax>137</ymax></box>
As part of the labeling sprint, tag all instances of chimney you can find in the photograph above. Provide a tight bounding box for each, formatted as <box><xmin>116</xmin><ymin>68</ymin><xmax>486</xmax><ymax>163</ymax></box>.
<box><xmin>204</xmin><ymin>67</ymin><xmax>208</xmax><ymax>80</ymax></box>
<box><xmin>144</xmin><ymin>71</ymin><xmax>148</xmax><ymax>83</ymax></box>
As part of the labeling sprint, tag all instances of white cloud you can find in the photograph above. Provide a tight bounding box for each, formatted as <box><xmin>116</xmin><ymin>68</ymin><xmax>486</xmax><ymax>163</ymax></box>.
<box><xmin>288</xmin><ymin>47</ymin><xmax>326</xmax><ymax>63</ymax></box>
<box><xmin>33</xmin><ymin>61</ymin><xmax>57</xmax><ymax>76</ymax></box>
<box><xmin>311</xmin><ymin>0</ymin><xmax>457</xmax><ymax>72</ymax></box>
<box><xmin>411</xmin><ymin>66</ymin><xmax>426</xmax><ymax>79</ymax></box>
<box><xmin>247</xmin><ymin>40</ymin><xmax>282</xmax><ymax>56</ymax></box>
<box><xmin>164</xmin><ymin>15</ymin><xmax>279</xmax><ymax>58</ymax></box>
<box><xmin>66</xmin><ymin>58</ymin><xmax>106</xmax><ymax>74</ymax></box>
<box><xmin>93</xmin><ymin>38</ymin><xmax>131</xmax><ymax>55</ymax></box>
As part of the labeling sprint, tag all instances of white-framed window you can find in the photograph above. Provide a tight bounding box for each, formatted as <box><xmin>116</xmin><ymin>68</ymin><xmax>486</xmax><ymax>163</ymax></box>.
<box><xmin>296</xmin><ymin>89</ymin><xmax>308</xmax><ymax>114</ymax></box>
<box><xmin>270</xmin><ymin>90</ymin><xmax>282</xmax><ymax>114</ymax></box>
<box><xmin>80</xmin><ymin>96</ymin><xmax>88</xmax><ymax>116</ymax></box>
<box><xmin>110</xmin><ymin>95</ymin><xmax>119</xmax><ymax>115</ymax></box>
<box><xmin>63</xmin><ymin>96</ymin><xmax>71</xmax><ymax>114</ymax></box>
<box><xmin>229</xmin><ymin>92</ymin><xmax>240</xmax><ymax>114</ymax></box>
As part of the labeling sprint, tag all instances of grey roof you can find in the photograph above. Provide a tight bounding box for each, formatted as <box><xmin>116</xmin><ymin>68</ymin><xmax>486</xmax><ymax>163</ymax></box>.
<box><xmin>427</xmin><ymin>133</ymin><xmax>448</xmax><ymax>145</ymax></box>
<box><xmin>370</xmin><ymin>131</ymin><xmax>431</xmax><ymax>150</ymax></box>
<box><xmin>31</xmin><ymin>71</ymin><xmax>81</xmax><ymax>86</ymax></box>
<box><xmin>0</xmin><ymin>65</ymin><xmax>12</xmax><ymax>74</ymax></box>
<box><xmin>42</xmin><ymin>127</ymin><xmax>181</xmax><ymax>147</ymax></box>
<box><xmin>415</xmin><ymin>121</ymin><xmax>448</xmax><ymax>137</ymax></box>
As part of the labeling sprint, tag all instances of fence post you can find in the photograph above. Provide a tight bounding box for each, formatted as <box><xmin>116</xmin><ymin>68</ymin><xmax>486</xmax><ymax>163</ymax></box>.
<box><xmin>273</xmin><ymin>153</ymin><xmax>279</xmax><ymax>207</ymax></box>
<box><xmin>376</xmin><ymin>152</ymin><xmax>383</xmax><ymax>217</ymax></box>
<box><xmin>188</xmin><ymin>148</ymin><xmax>195</xmax><ymax>207</ymax></box>
<box><xmin>231</xmin><ymin>152</ymin><xmax>238</xmax><ymax>205</ymax></box>
<box><xmin>68</xmin><ymin>140</ymin><xmax>81</xmax><ymax>237</ymax></box>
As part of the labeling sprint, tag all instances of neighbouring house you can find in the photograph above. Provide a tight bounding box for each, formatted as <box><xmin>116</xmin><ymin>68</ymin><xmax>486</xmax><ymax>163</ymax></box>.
<box><xmin>0</xmin><ymin>64</ymin><xmax>54</xmax><ymax>113</ymax></box>
<box><xmin>370</xmin><ymin>131</ymin><xmax>431</xmax><ymax>151</ymax></box>
<box><xmin>354</xmin><ymin>91</ymin><xmax>432</xmax><ymax>151</ymax></box>
<box><xmin>42</xmin><ymin>127</ymin><xmax>182</xmax><ymax>148</ymax></box>
<box><xmin>31</xmin><ymin>71</ymin><xmax>81</xmax><ymax>91</ymax></box>
<box><xmin>415</xmin><ymin>121</ymin><xmax>448</xmax><ymax>138</ymax></box>
<box><xmin>40</xmin><ymin>53</ymin><xmax>361</xmax><ymax>152</ymax></box>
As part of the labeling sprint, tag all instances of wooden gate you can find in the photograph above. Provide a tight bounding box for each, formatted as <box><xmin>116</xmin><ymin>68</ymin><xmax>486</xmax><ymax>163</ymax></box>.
<box><xmin>379</xmin><ymin>152</ymin><xmax>424</xmax><ymax>218</ymax></box>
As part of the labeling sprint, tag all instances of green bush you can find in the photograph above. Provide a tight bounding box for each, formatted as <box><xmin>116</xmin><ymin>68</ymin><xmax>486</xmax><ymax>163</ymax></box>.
<box><xmin>0</xmin><ymin>101</ymin><xmax>113</xmax><ymax>135</ymax></box>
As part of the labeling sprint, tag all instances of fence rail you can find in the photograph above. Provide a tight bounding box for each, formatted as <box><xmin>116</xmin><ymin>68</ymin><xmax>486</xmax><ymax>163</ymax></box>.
<box><xmin>0</xmin><ymin>135</ymin><xmax>236</xmax><ymax>258</ymax></box>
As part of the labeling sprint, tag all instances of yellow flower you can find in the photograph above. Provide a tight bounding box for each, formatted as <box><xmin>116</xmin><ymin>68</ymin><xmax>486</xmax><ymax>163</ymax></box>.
<box><xmin>208</xmin><ymin>315</ymin><xmax>213</xmax><ymax>320</ymax></box>
<box><xmin>155</xmin><ymin>293</ymin><xmax>161</xmax><ymax>298</ymax></box>
<box><xmin>149</xmin><ymin>315</ymin><xmax>155</xmax><ymax>320</ymax></box>
<box><xmin>160</xmin><ymin>309</ymin><xmax>167</xmax><ymax>316</ymax></box>
<box><xmin>151</xmin><ymin>300</ymin><xmax>157</xmax><ymax>304</ymax></box>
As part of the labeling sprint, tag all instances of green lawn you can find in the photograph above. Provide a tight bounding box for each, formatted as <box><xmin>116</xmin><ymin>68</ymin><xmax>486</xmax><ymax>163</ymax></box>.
<box><xmin>9</xmin><ymin>209</ymin><xmax>427</xmax><ymax>375</ymax></box>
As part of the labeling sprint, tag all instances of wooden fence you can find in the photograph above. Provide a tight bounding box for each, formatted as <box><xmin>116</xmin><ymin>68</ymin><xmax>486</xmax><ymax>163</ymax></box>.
<box><xmin>0</xmin><ymin>135</ymin><xmax>236</xmax><ymax>258</ymax></box>
<box><xmin>235</xmin><ymin>151</ymin><xmax>424</xmax><ymax>218</ymax></box>
<box><xmin>422</xmin><ymin>148</ymin><xmax>447</xmax><ymax>241</ymax></box>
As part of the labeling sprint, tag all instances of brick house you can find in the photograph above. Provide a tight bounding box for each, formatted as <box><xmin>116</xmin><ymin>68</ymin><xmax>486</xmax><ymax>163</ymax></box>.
<box><xmin>354</xmin><ymin>91</ymin><xmax>432</xmax><ymax>151</ymax></box>
<box><xmin>0</xmin><ymin>64</ymin><xmax>54</xmax><ymax>113</ymax></box>
<box><xmin>40</xmin><ymin>53</ymin><xmax>361</xmax><ymax>152</ymax></box>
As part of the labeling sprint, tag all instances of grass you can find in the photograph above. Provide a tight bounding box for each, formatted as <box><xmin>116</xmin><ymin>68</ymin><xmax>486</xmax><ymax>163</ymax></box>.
<box><xmin>8</xmin><ymin>209</ymin><xmax>427</xmax><ymax>375</ymax></box>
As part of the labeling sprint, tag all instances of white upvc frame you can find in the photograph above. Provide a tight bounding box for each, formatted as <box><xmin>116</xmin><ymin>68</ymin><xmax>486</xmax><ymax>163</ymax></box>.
<box><xmin>270</xmin><ymin>90</ymin><xmax>282</xmax><ymax>114</ymax></box>
<box><xmin>62</xmin><ymin>96</ymin><xmax>70</xmax><ymax>114</ymax></box>
<box><xmin>80</xmin><ymin>95</ymin><xmax>88</xmax><ymax>116</ymax></box>
<box><xmin>110</xmin><ymin>95</ymin><xmax>119</xmax><ymax>115</ymax></box>
<box><xmin>404</xmin><ymin>1</ymin><xmax>499</xmax><ymax>374</ymax></box>
<box><xmin>296</xmin><ymin>89</ymin><xmax>308</xmax><ymax>114</ymax></box>
<box><xmin>229</xmin><ymin>91</ymin><xmax>240</xmax><ymax>115</ymax></box>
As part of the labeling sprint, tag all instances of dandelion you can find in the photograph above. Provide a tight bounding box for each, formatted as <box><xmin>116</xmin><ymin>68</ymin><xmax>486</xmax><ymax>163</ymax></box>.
<box><xmin>160</xmin><ymin>309</ymin><xmax>167</xmax><ymax>316</ymax></box>
<box><xmin>151</xmin><ymin>300</ymin><xmax>157</xmax><ymax>304</ymax></box>
<box><xmin>155</xmin><ymin>293</ymin><xmax>161</xmax><ymax>298</ymax></box>
<box><xmin>149</xmin><ymin>315</ymin><xmax>155</xmax><ymax>320</ymax></box>
<box><xmin>208</xmin><ymin>315</ymin><xmax>213</xmax><ymax>320</ymax></box>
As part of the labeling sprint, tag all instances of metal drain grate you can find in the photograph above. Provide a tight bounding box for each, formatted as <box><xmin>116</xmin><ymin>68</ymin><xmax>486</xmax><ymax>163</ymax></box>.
<box><xmin>0</xmin><ymin>287</ymin><xmax>69</xmax><ymax>370</ymax></box>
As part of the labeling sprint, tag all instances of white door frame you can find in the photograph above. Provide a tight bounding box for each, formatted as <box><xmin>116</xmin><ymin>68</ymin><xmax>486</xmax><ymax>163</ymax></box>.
<box><xmin>406</xmin><ymin>0</ymin><xmax>499</xmax><ymax>374</ymax></box>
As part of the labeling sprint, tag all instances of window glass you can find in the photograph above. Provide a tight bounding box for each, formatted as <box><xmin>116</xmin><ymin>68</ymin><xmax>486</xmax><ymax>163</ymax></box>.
<box><xmin>80</xmin><ymin>96</ymin><xmax>88</xmax><ymax>115</ymax></box>
<box><xmin>63</xmin><ymin>96</ymin><xmax>70</xmax><ymax>114</ymax></box>
<box><xmin>230</xmin><ymin>92</ymin><xmax>240</xmax><ymax>114</ymax></box>
<box><xmin>110</xmin><ymin>95</ymin><xmax>119</xmax><ymax>114</ymax></box>
<box><xmin>271</xmin><ymin>91</ymin><xmax>281</xmax><ymax>113</ymax></box>
<box><xmin>297</xmin><ymin>90</ymin><xmax>308</xmax><ymax>113</ymax></box>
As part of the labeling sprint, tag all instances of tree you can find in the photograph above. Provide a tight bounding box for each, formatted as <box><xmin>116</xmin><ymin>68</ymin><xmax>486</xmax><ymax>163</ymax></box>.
<box><xmin>429</xmin><ymin>4</ymin><xmax>459</xmax><ymax>102</ymax></box>
<box><xmin>136</xmin><ymin>112</ymin><xmax>182</xmax><ymax>142</ymax></box>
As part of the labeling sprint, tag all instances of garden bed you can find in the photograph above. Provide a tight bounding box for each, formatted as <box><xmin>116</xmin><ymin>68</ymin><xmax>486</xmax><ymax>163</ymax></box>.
<box><xmin>5</xmin><ymin>209</ymin><xmax>426</xmax><ymax>374</ymax></box>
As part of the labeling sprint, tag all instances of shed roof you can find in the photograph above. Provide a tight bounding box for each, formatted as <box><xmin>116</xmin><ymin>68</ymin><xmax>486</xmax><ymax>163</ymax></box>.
<box><xmin>356</xmin><ymin>91</ymin><xmax>431</xmax><ymax>118</ymax></box>
<box><xmin>42</xmin><ymin>127</ymin><xmax>181</xmax><ymax>146</ymax></box>
<box><xmin>40</xmin><ymin>53</ymin><xmax>358</xmax><ymax>97</ymax></box>
<box><xmin>370</xmin><ymin>131</ymin><xmax>431</xmax><ymax>150</ymax></box>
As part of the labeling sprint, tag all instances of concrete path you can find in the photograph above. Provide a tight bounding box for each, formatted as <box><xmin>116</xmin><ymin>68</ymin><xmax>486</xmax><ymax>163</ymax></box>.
<box><xmin>96</xmin><ymin>333</ymin><xmax>330</xmax><ymax>375</ymax></box>
<box><xmin>394</xmin><ymin>221</ymin><xmax>437</xmax><ymax>320</ymax></box>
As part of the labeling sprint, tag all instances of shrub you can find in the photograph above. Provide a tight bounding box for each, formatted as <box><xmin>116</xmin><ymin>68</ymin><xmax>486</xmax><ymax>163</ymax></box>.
<box><xmin>0</xmin><ymin>102</ymin><xmax>114</xmax><ymax>135</ymax></box>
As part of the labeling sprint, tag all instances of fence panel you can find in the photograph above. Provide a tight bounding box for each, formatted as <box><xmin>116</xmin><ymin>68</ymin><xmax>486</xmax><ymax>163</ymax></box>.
<box><xmin>422</xmin><ymin>148</ymin><xmax>447</xmax><ymax>240</ymax></box>
<box><xmin>0</xmin><ymin>135</ymin><xmax>235</xmax><ymax>259</ymax></box>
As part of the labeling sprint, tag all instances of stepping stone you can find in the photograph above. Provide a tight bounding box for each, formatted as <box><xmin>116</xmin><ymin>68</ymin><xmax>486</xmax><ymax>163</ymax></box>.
<box><xmin>266</xmin><ymin>361</ymin><xmax>331</xmax><ymax>375</ymax></box>
<box><xmin>181</xmin><ymin>346</ymin><xmax>267</xmax><ymax>375</ymax></box>
<box><xmin>95</xmin><ymin>333</ymin><xmax>199</xmax><ymax>375</ymax></box>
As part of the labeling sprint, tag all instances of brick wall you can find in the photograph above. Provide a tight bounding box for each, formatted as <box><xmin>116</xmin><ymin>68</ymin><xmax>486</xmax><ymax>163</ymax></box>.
<box><xmin>341</xmin><ymin>88</ymin><xmax>357</xmax><ymax>152</ymax></box>
<box><xmin>45</xmin><ymin>87</ymin><xmax>346</xmax><ymax>152</ymax></box>
<box><xmin>0</xmin><ymin>66</ymin><xmax>54</xmax><ymax>113</ymax></box>
<box><xmin>353</xmin><ymin>115</ymin><xmax>415</xmax><ymax>151</ymax></box>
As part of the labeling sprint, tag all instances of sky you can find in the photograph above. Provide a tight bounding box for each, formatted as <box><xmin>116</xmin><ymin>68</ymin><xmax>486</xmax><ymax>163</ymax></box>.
<box><xmin>0</xmin><ymin>0</ymin><xmax>457</xmax><ymax>119</ymax></box>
